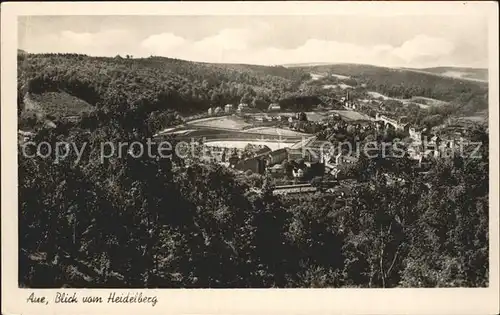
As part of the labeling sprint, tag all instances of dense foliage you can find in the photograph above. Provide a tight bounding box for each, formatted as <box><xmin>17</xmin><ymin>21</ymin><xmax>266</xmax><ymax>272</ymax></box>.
<box><xmin>18</xmin><ymin>53</ymin><xmax>313</xmax><ymax>118</ymax></box>
<box><xmin>19</xmin><ymin>114</ymin><xmax>489</xmax><ymax>288</ymax></box>
<box><xmin>18</xmin><ymin>54</ymin><xmax>489</xmax><ymax>288</ymax></box>
<box><xmin>299</xmin><ymin>64</ymin><xmax>488</xmax><ymax>115</ymax></box>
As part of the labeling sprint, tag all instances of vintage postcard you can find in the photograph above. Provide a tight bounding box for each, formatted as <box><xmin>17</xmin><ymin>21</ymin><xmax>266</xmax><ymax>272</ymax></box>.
<box><xmin>1</xmin><ymin>1</ymin><xmax>499</xmax><ymax>315</ymax></box>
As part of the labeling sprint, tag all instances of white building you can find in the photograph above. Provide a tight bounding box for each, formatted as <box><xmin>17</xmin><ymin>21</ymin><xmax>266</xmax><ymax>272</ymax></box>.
<box><xmin>237</xmin><ymin>103</ymin><xmax>249</xmax><ymax>114</ymax></box>
<box><xmin>268</xmin><ymin>103</ymin><xmax>281</xmax><ymax>111</ymax></box>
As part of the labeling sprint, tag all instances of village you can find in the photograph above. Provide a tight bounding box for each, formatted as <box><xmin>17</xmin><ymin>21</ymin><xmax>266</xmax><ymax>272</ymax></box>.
<box><xmin>156</xmin><ymin>91</ymin><xmax>474</xmax><ymax>198</ymax></box>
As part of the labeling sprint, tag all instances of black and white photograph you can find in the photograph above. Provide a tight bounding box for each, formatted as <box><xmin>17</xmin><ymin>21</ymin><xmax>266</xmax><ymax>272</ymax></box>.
<box><xmin>2</xmin><ymin>1</ymin><xmax>499</xmax><ymax>314</ymax></box>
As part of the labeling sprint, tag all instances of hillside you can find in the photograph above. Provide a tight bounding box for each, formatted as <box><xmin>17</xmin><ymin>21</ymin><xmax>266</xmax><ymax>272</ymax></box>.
<box><xmin>24</xmin><ymin>91</ymin><xmax>94</xmax><ymax>119</ymax></box>
<box><xmin>17</xmin><ymin>53</ymin><xmax>318</xmax><ymax>122</ymax></box>
<box><xmin>17</xmin><ymin>54</ymin><xmax>489</xmax><ymax>132</ymax></box>
<box><xmin>17</xmin><ymin>54</ymin><xmax>490</xmax><ymax>290</ymax></box>
<box><xmin>296</xmin><ymin>63</ymin><xmax>488</xmax><ymax>114</ymax></box>
<box><xmin>412</xmin><ymin>67</ymin><xmax>488</xmax><ymax>82</ymax></box>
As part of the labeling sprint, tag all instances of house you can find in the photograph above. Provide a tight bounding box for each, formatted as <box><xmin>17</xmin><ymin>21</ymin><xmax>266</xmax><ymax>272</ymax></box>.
<box><xmin>269</xmin><ymin>164</ymin><xmax>285</xmax><ymax>176</ymax></box>
<box><xmin>344</xmin><ymin>101</ymin><xmax>356</xmax><ymax>110</ymax></box>
<box><xmin>409</xmin><ymin>127</ymin><xmax>423</xmax><ymax>143</ymax></box>
<box><xmin>234</xmin><ymin>156</ymin><xmax>267</xmax><ymax>174</ymax></box>
<box><xmin>292</xmin><ymin>168</ymin><xmax>305</xmax><ymax>179</ymax></box>
<box><xmin>228</xmin><ymin>155</ymin><xmax>240</xmax><ymax>167</ymax></box>
<box><xmin>214</xmin><ymin>107</ymin><xmax>223</xmax><ymax>114</ymax></box>
<box><xmin>18</xmin><ymin>130</ymin><xmax>35</xmax><ymax>143</ymax></box>
<box><xmin>272</xmin><ymin>185</ymin><xmax>317</xmax><ymax>196</ymax></box>
<box><xmin>207</xmin><ymin>107</ymin><xmax>213</xmax><ymax>116</ymax></box>
<box><xmin>18</xmin><ymin>130</ymin><xmax>35</xmax><ymax>138</ymax></box>
<box><xmin>224</xmin><ymin>104</ymin><xmax>234</xmax><ymax>113</ymax></box>
<box><xmin>254</xmin><ymin>146</ymin><xmax>272</xmax><ymax>157</ymax></box>
<box><xmin>237</xmin><ymin>103</ymin><xmax>249</xmax><ymax>113</ymax></box>
<box><xmin>334</xmin><ymin>152</ymin><xmax>358</xmax><ymax>165</ymax></box>
<box><xmin>287</xmin><ymin>148</ymin><xmax>319</xmax><ymax>163</ymax></box>
<box><xmin>268</xmin><ymin>103</ymin><xmax>281</xmax><ymax>111</ymax></box>
<box><xmin>307</xmin><ymin>161</ymin><xmax>325</xmax><ymax>178</ymax></box>
<box><xmin>266</xmin><ymin>148</ymin><xmax>288</xmax><ymax>165</ymax></box>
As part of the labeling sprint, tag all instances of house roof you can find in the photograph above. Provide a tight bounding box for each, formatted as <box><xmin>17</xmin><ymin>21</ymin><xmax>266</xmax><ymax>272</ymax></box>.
<box><xmin>269</xmin><ymin>148</ymin><xmax>288</xmax><ymax>157</ymax></box>
<box><xmin>289</xmin><ymin>135</ymin><xmax>317</xmax><ymax>150</ymax></box>
<box><xmin>254</xmin><ymin>146</ymin><xmax>272</xmax><ymax>155</ymax></box>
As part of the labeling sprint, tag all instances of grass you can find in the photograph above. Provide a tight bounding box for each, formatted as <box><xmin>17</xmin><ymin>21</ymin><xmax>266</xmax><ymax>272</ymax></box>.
<box><xmin>26</xmin><ymin>91</ymin><xmax>94</xmax><ymax>119</ymax></box>
<box><xmin>328</xmin><ymin>110</ymin><xmax>372</xmax><ymax>121</ymax></box>
<box><xmin>409</xmin><ymin>96</ymin><xmax>448</xmax><ymax>106</ymax></box>
<box><xmin>187</xmin><ymin>116</ymin><xmax>252</xmax><ymax>130</ymax></box>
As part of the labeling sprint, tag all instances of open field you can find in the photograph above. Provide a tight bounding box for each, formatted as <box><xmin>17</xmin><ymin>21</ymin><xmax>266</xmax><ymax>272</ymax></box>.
<box><xmin>303</xmin><ymin>111</ymin><xmax>330</xmax><ymax>122</ymax></box>
<box><xmin>310</xmin><ymin>73</ymin><xmax>326</xmax><ymax>80</ymax></box>
<box><xmin>322</xmin><ymin>83</ymin><xmax>353</xmax><ymax>90</ymax></box>
<box><xmin>246</xmin><ymin>111</ymin><xmax>329</xmax><ymax>123</ymax></box>
<box><xmin>187</xmin><ymin>115</ymin><xmax>252</xmax><ymax>130</ymax></box>
<box><xmin>328</xmin><ymin>110</ymin><xmax>372</xmax><ymax>121</ymax></box>
<box><xmin>338</xmin><ymin>83</ymin><xmax>353</xmax><ymax>90</ymax></box>
<box><xmin>156</xmin><ymin>123</ymin><xmax>309</xmax><ymax>144</ymax></box>
<box><xmin>367</xmin><ymin>91</ymin><xmax>391</xmax><ymax>100</ymax></box>
<box><xmin>330</xmin><ymin>73</ymin><xmax>351</xmax><ymax>80</ymax></box>
<box><xmin>409</xmin><ymin>96</ymin><xmax>448</xmax><ymax>106</ymax></box>
<box><xmin>25</xmin><ymin>91</ymin><xmax>94</xmax><ymax>118</ymax></box>
<box><xmin>452</xmin><ymin>113</ymin><xmax>488</xmax><ymax>124</ymax></box>
<box><xmin>366</xmin><ymin>91</ymin><xmax>448</xmax><ymax>109</ymax></box>
<box><xmin>204</xmin><ymin>140</ymin><xmax>297</xmax><ymax>151</ymax></box>
<box><xmin>322</xmin><ymin>84</ymin><xmax>337</xmax><ymax>89</ymax></box>
<box><xmin>401</xmin><ymin>101</ymin><xmax>429</xmax><ymax>109</ymax></box>
<box><xmin>244</xmin><ymin>127</ymin><xmax>309</xmax><ymax>137</ymax></box>
<box><xmin>403</xmin><ymin>67</ymin><xmax>488</xmax><ymax>83</ymax></box>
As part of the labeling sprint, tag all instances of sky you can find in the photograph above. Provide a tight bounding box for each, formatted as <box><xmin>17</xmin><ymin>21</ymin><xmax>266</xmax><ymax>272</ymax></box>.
<box><xmin>18</xmin><ymin>15</ymin><xmax>489</xmax><ymax>68</ymax></box>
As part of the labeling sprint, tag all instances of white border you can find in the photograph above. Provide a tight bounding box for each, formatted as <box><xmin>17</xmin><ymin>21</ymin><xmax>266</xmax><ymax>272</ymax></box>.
<box><xmin>2</xmin><ymin>2</ymin><xmax>499</xmax><ymax>315</ymax></box>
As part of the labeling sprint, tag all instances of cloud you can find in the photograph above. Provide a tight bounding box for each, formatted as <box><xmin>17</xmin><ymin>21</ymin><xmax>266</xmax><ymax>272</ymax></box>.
<box><xmin>141</xmin><ymin>33</ymin><xmax>187</xmax><ymax>54</ymax></box>
<box><xmin>139</xmin><ymin>22</ymin><xmax>273</xmax><ymax>61</ymax></box>
<box><xmin>138</xmin><ymin>27</ymin><xmax>457</xmax><ymax>67</ymax></box>
<box><xmin>21</xmin><ymin>26</ymin><xmax>475</xmax><ymax>68</ymax></box>
<box><xmin>138</xmin><ymin>31</ymin><xmax>410</xmax><ymax>66</ymax></box>
<box><xmin>22</xmin><ymin>29</ymin><xmax>131</xmax><ymax>56</ymax></box>
<box><xmin>391</xmin><ymin>35</ymin><xmax>455</xmax><ymax>63</ymax></box>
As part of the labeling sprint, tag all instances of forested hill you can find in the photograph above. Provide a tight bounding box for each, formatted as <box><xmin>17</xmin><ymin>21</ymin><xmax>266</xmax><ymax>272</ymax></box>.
<box><xmin>412</xmin><ymin>67</ymin><xmax>488</xmax><ymax>82</ymax></box>
<box><xmin>18</xmin><ymin>53</ymin><xmax>489</xmax><ymax>129</ymax></box>
<box><xmin>18</xmin><ymin>53</ymin><xmax>490</xmax><ymax>289</ymax></box>
<box><xmin>294</xmin><ymin>63</ymin><xmax>488</xmax><ymax>112</ymax></box>
<box><xmin>17</xmin><ymin>53</ymin><xmax>311</xmax><ymax>117</ymax></box>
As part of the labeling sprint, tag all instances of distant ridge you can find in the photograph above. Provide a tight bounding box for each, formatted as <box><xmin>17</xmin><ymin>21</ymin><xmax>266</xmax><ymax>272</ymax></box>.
<box><xmin>282</xmin><ymin>62</ymin><xmax>337</xmax><ymax>68</ymax></box>
<box><xmin>402</xmin><ymin>67</ymin><xmax>488</xmax><ymax>82</ymax></box>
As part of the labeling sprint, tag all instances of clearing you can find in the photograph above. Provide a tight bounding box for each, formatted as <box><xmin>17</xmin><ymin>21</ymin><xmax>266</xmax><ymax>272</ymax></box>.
<box><xmin>328</xmin><ymin>110</ymin><xmax>372</xmax><ymax>121</ymax></box>
<box><xmin>367</xmin><ymin>92</ymin><xmax>448</xmax><ymax>109</ymax></box>
<box><xmin>204</xmin><ymin>140</ymin><xmax>296</xmax><ymax>151</ymax></box>
<box><xmin>408</xmin><ymin>96</ymin><xmax>448</xmax><ymax>107</ymax></box>
<box><xmin>244</xmin><ymin>127</ymin><xmax>309</xmax><ymax>137</ymax></box>
<box><xmin>187</xmin><ymin>115</ymin><xmax>252</xmax><ymax>130</ymax></box>
<box><xmin>338</xmin><ymin>83</ymin><xmax>353</xmax><ymax>90</ymax></box>
<box><xmin>367</xmin><ymin>91</ymin><xmax>392</xmax><ymax>100</ymax></box>
<box><xmin>310</xmin><ymin>73</ymin><xmax>326</xmax><ymax>81</ymax></box>
<box><xmin>24</xmin><ymin>91</ymin><xmax>94</xmax><ymax>119</ymax></box>
<box><xmin>330</xmin><ymin>73</ymin><xmax>351</xmax><ymax>80</ymax></box>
